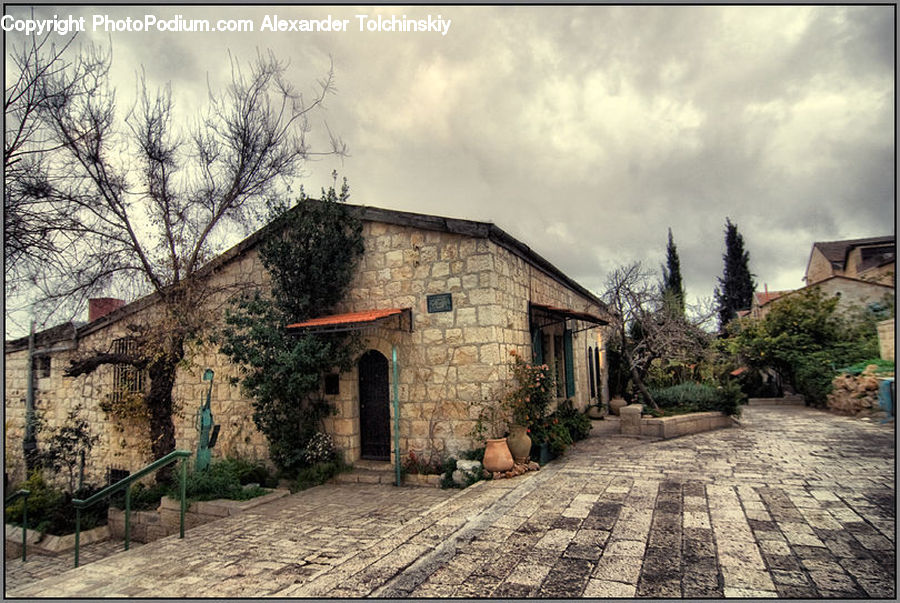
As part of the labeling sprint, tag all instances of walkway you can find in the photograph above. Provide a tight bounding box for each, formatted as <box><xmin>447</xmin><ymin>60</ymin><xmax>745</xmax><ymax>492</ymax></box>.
<box><xmin>6</xmin><ymin>405</ymin><xmax>895</xmax><ymax>598</ymax></box>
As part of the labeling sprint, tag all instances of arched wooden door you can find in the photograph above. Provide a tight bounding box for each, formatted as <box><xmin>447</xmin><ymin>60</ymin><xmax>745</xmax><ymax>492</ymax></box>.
<box><xmin>358</xmin><ymin>350</ymin><xmax>390</xmax><ymax>460</ymax></box>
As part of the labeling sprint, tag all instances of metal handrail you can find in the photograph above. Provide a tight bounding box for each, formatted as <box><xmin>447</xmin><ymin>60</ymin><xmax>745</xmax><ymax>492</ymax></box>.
<box><xmin>5</xmin><ymin>489</ymin><xmax>31</xmax><ymax>562</ymax></box>
<box><xmin>72</xmin><ymin>449</ymin><xmax>191</xmax><ymax>567</ymax></box>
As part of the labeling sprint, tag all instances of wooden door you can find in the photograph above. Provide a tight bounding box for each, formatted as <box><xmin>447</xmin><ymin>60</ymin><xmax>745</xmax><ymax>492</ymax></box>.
<box><xmin>358</xmin><ymin>350</ymin><xmax>390</xmax><ymax>460</ymax></box>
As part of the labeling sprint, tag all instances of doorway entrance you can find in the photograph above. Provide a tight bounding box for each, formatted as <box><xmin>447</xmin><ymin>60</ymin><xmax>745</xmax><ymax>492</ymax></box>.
<box><xmin>358</xmin><ymin>350</ymin><xmax>390</xmax><ymax>460</ymax></box>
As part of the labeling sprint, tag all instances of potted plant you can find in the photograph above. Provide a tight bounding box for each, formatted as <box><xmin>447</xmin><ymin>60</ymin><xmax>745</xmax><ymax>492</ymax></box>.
<box><xmin>471</xmin><ymin>396</ymin><xmax>514</xmax><ymax>473</ymax></box>
<box><xmin>505</xmin><ymin>350</ymin><xmax>554</xmax><ymax>463</ymax></box>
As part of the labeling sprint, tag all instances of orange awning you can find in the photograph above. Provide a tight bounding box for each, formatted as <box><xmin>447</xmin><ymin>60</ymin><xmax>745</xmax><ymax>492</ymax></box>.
<box><xmin>286</xmin><ymin>308</ymin><xmax>412</xmax><ymax>333</ymax></box>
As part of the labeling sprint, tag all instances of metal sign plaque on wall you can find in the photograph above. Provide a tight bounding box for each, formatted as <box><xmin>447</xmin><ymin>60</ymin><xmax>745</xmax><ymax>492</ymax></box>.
<box><xmin>427</xmin><ymin>293</ymin><xmax>453</xmax><ymax>313</ymax></box>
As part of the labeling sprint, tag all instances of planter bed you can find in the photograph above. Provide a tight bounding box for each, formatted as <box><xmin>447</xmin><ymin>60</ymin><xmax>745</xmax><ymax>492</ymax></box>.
<box><xmin>620</xmin><ymin>404</ymin><xmax>734</xmax><ymax>439</ymax></box>
<box><xmin>5</xmin><ymin>523</ymin><xmax>110</xmax><ymax>557</ymax></box>
<box><xmin>402</xmin><ymin>473</ymin><xmax>442</xmax><ymax>488</ymax></box>
<box><xmin>107</xmin><ymin>488</ymin><xmax>290</xmax><ymax>544</ymax></box>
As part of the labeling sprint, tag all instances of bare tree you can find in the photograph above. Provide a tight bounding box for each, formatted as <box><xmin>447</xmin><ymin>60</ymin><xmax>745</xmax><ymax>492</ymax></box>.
<box><xmin>9</xmin><ymin>42</ymin><xmax>346</xmax><ymax>476</ymax></box>
<box><xmin>4</xmin><ymin>32</ymin><xmax>110</xmax><ymax>306</ymax></box>
<box><xmin>603</xmin><ymin>262</ymin><xmax>713</xmax><ymax>409</ymax></box>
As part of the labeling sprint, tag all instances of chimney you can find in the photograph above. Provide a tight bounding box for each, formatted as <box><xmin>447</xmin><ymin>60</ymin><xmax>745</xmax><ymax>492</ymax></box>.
<box><xmin>89</xmin><ymin>298</ymin><xmax>126</xmax><ymax>322</ymax></box>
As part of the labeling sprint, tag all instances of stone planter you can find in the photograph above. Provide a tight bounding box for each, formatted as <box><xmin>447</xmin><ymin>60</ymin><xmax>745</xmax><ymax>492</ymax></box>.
<box><xmin>402</xmin><ymin>473</ymin><xmax>442</xmax><ymax>488</ymax></box>
<box><xmin>609</xmin><ymin>397</ymin><xmax>628</xmax><ymax>416</ymax></box>
<box><xmin>5</xmin><ymin>523</ymin><xmax>110</xmax><ymax>557</ymax></box>
<box><xmin>482</xmin><ymin>438</ymin><xmax>514</xmax><ymax>472</ymax></box>
<box><xmin>107</xmin><ymin>488</ymin><xmax>290</xmax><ymax>544</ymax></box>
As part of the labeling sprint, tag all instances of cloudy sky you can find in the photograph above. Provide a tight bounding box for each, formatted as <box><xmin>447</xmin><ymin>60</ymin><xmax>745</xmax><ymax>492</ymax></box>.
<box><xmin>4</xmin><ymin>4</ymin><xmax>895</xmax><ymax>335</ymax></box>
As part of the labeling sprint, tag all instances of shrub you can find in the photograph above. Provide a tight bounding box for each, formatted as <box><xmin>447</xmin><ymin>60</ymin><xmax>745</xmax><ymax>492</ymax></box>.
<box><xmin>178</xmin><ymin>459</ymin><xmax>269</xmax><ymax>502</ymax></box>
<box><xmin>648</xmin><ymin>381</ymin><xmax>744</xmax><ymax>417</ymax></box>
<box><xmin>302</xmin><ymin>432</ymin><xmax>336</xmax><ymax>466</ymax></box>
<box><xmin>554</xmin><ymin>400</ymin><xmax>592</xmax><ymax>442</ymax></box>
<box><xmin>292</xmin><ymin>458</ymin><xmax>350</xmax><ymax>492</ymax></box>
<box><xmin>402</xmin><ymin>450</ymin><xmax>443</xmax><ymax>475</ymax></box>
<box><xmin>4</xmin><ymin>470</ymin><xmax>107</xmax><ymax>535</ymax></box>
<box><xmin>109</xmin><ymin>481</ymin><xmax>171</xmax><ymax>511</ymax></box>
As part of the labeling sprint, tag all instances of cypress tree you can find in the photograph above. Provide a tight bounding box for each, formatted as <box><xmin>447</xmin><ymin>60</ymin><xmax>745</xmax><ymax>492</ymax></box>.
<box><xmin>661</xmin><ymin>228</ymin><xmax>685</xmax><ymax>316</ymax></box>
<box><xmin>715</xmin><ymin>217</ymin><xmax>756</xmax><ymax>329</ymax></box>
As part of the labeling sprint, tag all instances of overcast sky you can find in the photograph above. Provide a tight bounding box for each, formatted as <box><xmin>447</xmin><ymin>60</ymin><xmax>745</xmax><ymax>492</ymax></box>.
<box><xmin>4</xmin><ymin>4</ymin><xmax>896</xmax><ymax>336</ymax></box>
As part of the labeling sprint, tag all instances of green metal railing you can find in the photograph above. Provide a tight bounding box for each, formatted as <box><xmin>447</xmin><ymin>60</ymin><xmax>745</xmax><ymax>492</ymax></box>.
<box><xmin>5</xmin><ymin>489</ymin><xmax>31</xmax><ymax>562</ymax></box>
<box><xmin>72</xmin><ymin>449</ymin><xmax>191</xmax><ymax>567</ymax></box>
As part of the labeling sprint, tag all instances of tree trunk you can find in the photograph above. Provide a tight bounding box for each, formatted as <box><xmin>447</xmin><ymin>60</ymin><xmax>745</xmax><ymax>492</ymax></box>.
<box><xmin>622</xmin><ymin>346</ymin><xmax>659</xmax><ymax>410</ymax></box>
<box><xmin>146</xmin><ymin>338</ymin><xmax>183</xmax><ymax>484</ymax></box>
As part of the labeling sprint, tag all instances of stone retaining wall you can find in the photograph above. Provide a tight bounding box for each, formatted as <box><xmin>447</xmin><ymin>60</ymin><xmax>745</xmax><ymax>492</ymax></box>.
<box><xmin>5</xmin><ymin>523</ymin><xmax>109</xmax><ymax>558</ymax></box>
<box><xmin>619</xmin><ymin>404</ymin><xmax>733</xmax><ymax>439</ymax></box>
<box><xmin>108</xmin><ymin>489</ymin><xmax>291</xmax><ymax>544</ymax></box>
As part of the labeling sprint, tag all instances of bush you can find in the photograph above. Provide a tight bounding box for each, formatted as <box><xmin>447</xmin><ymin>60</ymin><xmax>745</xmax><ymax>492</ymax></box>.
<box><xmin>439</xmin><ymin>453</ymin><xmax>486</xmax><ymax>489</ymax></box>
<box><xmin>179</xmin><ymin>459</ymin><xmax>269</xmax><ymax>502</ymax></box>
<box><xmin>649</xmin><ymin>381</ymin><xmax>744</xmax><ymax>416</ymax></box>
<box><xmin>554</xmin><ymin>400</ymin><xmax>592</xmax><ymax>441</ymax></box>
<box><xmin>109</xmin><ymin>481</ymin><xmax>171</xmax><ymax>511</ymax></box>
<box><xmin>4</xmin><ymin>470</ymin><xmax>107</xmax><ymax>535</ymax></box>
<box><xmin>836</xmin><ymin>358</ymin><xmax>895</xmax><ymax>376</ymax></box>
<box><xmin>292</xmin><ymin>458</ymin><xmax>350</xmax><ymax>492</ymax></box>
<box><xmin>401</xmin><ymin>450</ymin><xmax>443</xmax><ymax>475</ymax></box>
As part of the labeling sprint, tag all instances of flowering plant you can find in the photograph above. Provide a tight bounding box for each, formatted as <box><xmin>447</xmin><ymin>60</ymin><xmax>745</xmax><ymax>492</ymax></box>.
<box><xmin>505</xmin><ymin>349</ymin><xmax>554</xmax><ymax>428</ymax></box>
<box><xmin>302</xmin><ymin>432</ymin><xmax>336</xmax><ymax>465</ymax></box>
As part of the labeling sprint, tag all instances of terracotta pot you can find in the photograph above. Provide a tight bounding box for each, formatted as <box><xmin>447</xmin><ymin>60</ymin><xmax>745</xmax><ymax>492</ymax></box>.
<box><xmin>507</xmin><ymin>425</ymin><xmax>532</xmax><ymax>463</ymax></box>
<box><xmin>609</xmin><ymin>397</ymin><xmax>628</xmax><ymax>416</ymax></box>
<box><xmin>483</xmin><ymin>438</ymin><xmax>515</xmax><ymax>472</ymax></box>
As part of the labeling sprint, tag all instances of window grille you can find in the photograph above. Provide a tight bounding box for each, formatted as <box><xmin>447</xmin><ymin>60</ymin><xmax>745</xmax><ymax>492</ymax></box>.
<box><xmin>111</xmin><ymin>337</ymin><xmax>145</xmax><ymax>403</ymax></box>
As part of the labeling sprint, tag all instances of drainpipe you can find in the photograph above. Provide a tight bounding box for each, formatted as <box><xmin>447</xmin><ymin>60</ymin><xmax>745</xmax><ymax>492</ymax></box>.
<box><xmin>392</xmin><ymin>345</ymin><xmax>401</xmax><ymax>487</ymax></box>
<box><xmin>23</xmin><ymin>321</ymin><xmax>37</xmax><ymax>472</ymax></box>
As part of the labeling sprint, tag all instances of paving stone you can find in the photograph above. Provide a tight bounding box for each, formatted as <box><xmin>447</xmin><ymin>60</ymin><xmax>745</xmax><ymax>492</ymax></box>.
<box><xmin>7</xmin><ymin>406</ymin><xmax>894</xmax><ymax>599</ymax></box>
<box><xmin>591</xmin><ymin>554</ymin><xmax>642</xmax><ymax>584</ymax></box>
<box><xmin>582</xmin><ymin>578</ymin><xmax>637</xmax><ymax>597</ymax></box>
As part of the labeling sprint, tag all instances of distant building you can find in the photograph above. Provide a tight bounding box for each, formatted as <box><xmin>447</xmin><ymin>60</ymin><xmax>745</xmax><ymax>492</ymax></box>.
<box><xmin>752</xmin><ymin>236</ymin><xmax>895</xmax><ymax>320</ymax></box>
<box><xmin>804</xmin><ymin>235</ymin><xmax>895</xmax><ymax>286</ymax></box>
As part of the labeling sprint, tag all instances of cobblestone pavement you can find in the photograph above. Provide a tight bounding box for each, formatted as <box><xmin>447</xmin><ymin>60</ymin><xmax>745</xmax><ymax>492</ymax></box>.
<box><xmin>6</xmin><ymin>405</ymin><xmax>895</xmax><ymax>598</ymax></box>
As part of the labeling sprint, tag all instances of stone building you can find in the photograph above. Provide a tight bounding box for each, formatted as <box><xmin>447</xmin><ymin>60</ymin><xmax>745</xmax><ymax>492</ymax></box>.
<box><xmin>804</xmin><ymin>235</ymin><xmax>895</xmax><ymax>286</ymax></box>
<box><xmin>5</xmin><ymin>204</ymin><xmax>610</xmax><ymax>487</ymax></box>
<box><xmin>751</xmin><ymin>236</ymin><xmax>895</xmax><ymax>321</ymax></box>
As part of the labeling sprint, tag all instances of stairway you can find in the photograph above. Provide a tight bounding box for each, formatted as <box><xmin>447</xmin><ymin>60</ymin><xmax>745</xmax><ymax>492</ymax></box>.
<box><xmin>333</xmin><ymin>460</ymin><xmax>397</xmax><ymax>485</ymax></box>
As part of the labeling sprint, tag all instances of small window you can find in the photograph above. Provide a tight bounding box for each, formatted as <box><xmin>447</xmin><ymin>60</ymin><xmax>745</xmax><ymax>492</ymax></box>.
<box><xmin>32</xmin><ymin>356</ymin><xmax>51</xmax><ymax>379</ymax></box>
<box><xmin>111</xmin><ymin>337</ymin><xmax>145</xmax><ymax>402</ymax></box>
<box><xmin>324</xmin><ymin>374</ymin><xmax>340</xmax><ymax>395</ymax></box>
<box><xmin>107</xmin><ymin>467</ymin><xmax>130</xmax><ymax>486</ymax></box>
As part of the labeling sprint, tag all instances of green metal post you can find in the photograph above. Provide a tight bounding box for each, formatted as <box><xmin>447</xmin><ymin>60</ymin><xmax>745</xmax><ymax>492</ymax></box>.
<box><xmin>77</xmin><ymin>449</ymin><xmax>85</xmax><ymax>493</ymax></box>
<box><xmin>124</xmin><ymin>483</ymin><xmax>131</xmax><ymax>551</ymax></box>
<box><xmin>392</xmin><ymin>345</ymin><xmax>401</xmax><ymax>487</ymax></box>
<box><xmin>74</xmin><ymin>508</ymin><xmax>81</xmax><ymax>567</ymax></box>
<box><xmin>21</xmin><ymin>492</ymin><xmax>28</xmax><ymax>562</ymax></box>
<box><xmin>179</xmin><ymin>457</ymin><xmax>187</xmax><ymax>538</ymax></box>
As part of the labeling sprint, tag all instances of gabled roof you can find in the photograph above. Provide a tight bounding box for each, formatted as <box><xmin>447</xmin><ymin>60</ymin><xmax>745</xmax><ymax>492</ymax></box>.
<box><xmin>810</xmin><ymin>235</ymin><xmax>895</xmax><ymax>269</ymax></box>
<box><xmin>753</xmin><ymin>290</ymin><xmax>790</xmax><ymax>308</ymax></box>
<box><xmin>7</xmin><ymin>202</ymin><xmax>607</xmax><ymax>351</ymax></box>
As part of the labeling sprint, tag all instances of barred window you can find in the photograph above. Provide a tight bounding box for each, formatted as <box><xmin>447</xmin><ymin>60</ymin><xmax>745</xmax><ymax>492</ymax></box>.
<box><xmin>111</xmin><ymin>337</ymin><xmax>145</xmax><ymax>402</ymax></box>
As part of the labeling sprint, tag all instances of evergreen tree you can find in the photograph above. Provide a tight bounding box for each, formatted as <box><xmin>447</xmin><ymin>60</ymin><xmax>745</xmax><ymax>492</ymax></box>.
<box><xmin>661</xmin><ymin>228</ymin><xmax>685</xmax><ymax>316</ymax></box>
<box><xmin>715</xmin><ymin>218</ymin><xmax>756</xmax><ymax>329</ymax></box>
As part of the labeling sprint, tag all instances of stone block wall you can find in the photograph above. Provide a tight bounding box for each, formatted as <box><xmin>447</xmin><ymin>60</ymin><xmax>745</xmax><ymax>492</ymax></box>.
<box><xmin>877</xmin><ymin>319</ymin><xmax>894</xmax><ymax>361</ymax></box>
<box><xmin>5</xmin><ymin>215</ymin><xmax>609</xmax><ymax>485</ymax></box>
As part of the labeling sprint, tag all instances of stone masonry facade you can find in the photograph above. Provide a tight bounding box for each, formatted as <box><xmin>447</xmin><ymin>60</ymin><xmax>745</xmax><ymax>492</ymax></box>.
<box><xmin>5</xmin><ymin>205</ymin><xmax>609</xmax><ymax>488</ymax></box>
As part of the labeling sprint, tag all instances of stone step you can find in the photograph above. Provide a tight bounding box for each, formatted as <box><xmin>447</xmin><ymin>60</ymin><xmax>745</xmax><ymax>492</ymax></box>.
<box><xmin>747</xmin><ymin>396</ymin><xmax>805</xmax><ymax>406</ymax></box>
<box><xmin>333</xmin><ymin>469</ymin><xmax>397</xmax><ymax>485</ymax></box>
